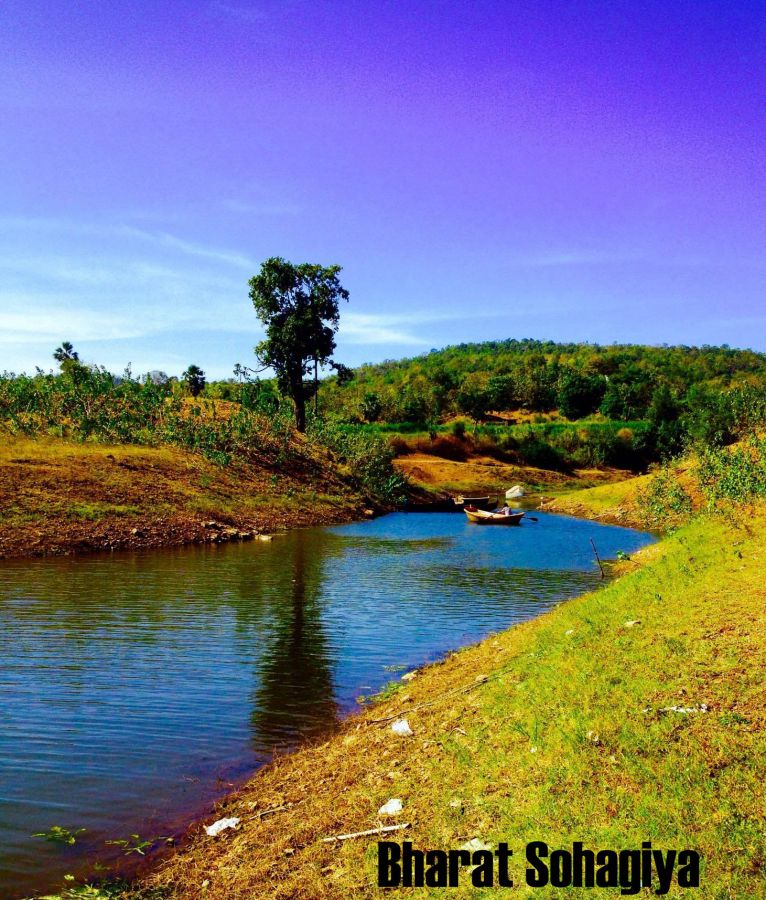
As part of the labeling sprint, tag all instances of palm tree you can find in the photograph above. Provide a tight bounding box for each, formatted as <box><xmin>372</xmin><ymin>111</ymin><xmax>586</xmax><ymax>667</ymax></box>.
<box><xmin>182</xmin><ymin>364</ymin><xmax>206</xmax><ymax>398</ymax></box>
<box><xmin>53</xmin><ymin>341</ymin><xmax>79</xmax><ymax>364</ymax></box>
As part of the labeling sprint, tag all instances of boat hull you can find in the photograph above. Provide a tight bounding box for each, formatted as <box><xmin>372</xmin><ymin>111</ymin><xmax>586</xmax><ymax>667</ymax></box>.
<box><xmin>455</xmin><ymin>495</ymin><xmax>494</xmax><ymax>511</ymax></box>
<box><xmin>464</xmin><ymin>508</ymin><xmax>525</xmax><ymax>525</ymax></box>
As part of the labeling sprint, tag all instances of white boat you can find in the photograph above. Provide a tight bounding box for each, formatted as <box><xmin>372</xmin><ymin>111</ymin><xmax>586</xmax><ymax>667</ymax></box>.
<box><xmin>464</xmin><ymin>506</ymin><xmax>525</xmax><ymax>525</ymax></box>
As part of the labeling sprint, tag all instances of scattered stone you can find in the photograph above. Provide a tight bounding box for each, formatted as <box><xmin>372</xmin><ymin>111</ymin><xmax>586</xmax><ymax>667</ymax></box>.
<box><xmin>660</xmin><ymin>704</ymin><xmax>709</xmax><ymax>715</ymax></box>
<box><xmin>586</xmin><ymin>730</ymin><xmax>601</xmax><ymax>744</ymax></box>
<box><xmin>565</xmin><ymin>628</ymin><xmax>575</xmax><ymax>636</ymax></box>
<box><xmin>257</xmin><ymin>534</ymin><xmax>273</xmax><ymax>542</ymax></box>
<box><xmin>401</xmin><ymin>671</ymin><xmax>417</xmax><ymax>682</ymax></box>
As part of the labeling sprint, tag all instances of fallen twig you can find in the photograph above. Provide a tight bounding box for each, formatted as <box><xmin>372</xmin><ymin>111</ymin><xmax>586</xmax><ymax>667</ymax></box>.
<box><xmin>322</xmin><ymin>823</ymin><xmax>410</xmax><ymax>843</ymax></box>
<box><xmin>365</xmin><ymin>670</ymin><xmax>510</xmax><ymax>725</ymax></box>
<box><xmin>247</xmin><ymin>803</ymin><xmax>295</xmax><ymax>821</ymax></box>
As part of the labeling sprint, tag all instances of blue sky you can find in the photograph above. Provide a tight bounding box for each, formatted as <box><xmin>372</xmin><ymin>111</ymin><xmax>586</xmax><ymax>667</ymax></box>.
<box><xmin>1</xmin><ymin>0</ymin><xmax>765</xmax><ymax>378</ymax></box>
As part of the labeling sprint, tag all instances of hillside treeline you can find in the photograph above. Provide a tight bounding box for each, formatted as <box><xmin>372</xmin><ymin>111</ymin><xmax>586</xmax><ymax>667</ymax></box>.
<box><xmin>317</xmin><ymin>339</ymin><xmax>765</xmax><ymax>424</ymax></box>
<box><xmin>293</xmin><ymin>339</ymin><xmax>766</xmax><ymax>474</ymax></box>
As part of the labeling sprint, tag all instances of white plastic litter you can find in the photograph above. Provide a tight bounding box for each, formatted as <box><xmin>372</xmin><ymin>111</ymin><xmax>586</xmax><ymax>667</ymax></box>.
<box><xmin>391</xmin><ymin>718</ymin><xmax>414</xmax><ymax>737</ymax></box>
<box><xmin>660</xmin><ymin>704</ymin><xmax>709</xmax><ymax>714</ymax></box>
<box><xmin>379</xmin><ymin>798</ymin><xmax>403</xmax><ymax>816</ymax></box>
<box><xmin>204</xmin><ymin>817</ymin><xmax>240</xmax><ymax>837</ymax></box>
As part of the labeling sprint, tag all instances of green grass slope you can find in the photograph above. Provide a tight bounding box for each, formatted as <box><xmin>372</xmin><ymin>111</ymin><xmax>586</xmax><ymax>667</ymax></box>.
<box><xmin>133</xmin><ymin>507</ymin><xmax>766</xmax><ymax>899</ymax></box>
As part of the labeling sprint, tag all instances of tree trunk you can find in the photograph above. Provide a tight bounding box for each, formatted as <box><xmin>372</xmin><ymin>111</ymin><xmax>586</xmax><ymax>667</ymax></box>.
<box><xmin>294</xmin><ymin>389</ymin><xmax>306</xmax><ymax>432</ymax></box>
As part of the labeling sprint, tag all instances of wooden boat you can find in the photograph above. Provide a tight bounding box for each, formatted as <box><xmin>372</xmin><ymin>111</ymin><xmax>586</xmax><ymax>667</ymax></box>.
<box><xmin>401</xmin><ymin>498</ymin><xmax>464</xmax><ymax>513</ymax></box>
<box><xmin>454</xmin><ymin>495</ymin><xmax>494</xmax><ymax>511</ymax></box>
<box><xmin>464</xmin><ymin>505</ymin><xmax>525</xmax><ymax>525</ymax></box>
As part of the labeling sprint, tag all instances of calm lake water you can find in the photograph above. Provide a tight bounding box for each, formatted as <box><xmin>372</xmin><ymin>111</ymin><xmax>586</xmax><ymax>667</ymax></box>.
<box><xmin>0</xmin><ymin>511</ymin><xmax>653</xmax><ymax>898</ymax></box>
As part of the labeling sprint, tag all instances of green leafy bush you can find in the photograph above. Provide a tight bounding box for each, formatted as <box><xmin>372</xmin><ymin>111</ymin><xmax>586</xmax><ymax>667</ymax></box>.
<box><xmin>308</xmin><ymin>419</ymin><xmax>407</xmax><ymax>504</ymax></box>
<box><xmin>638</xmin><ymin>468</ymin><xmax>693</xmax><ymax>528</ymax></box>
<box><xmin>697</xmin><ymin>438</ymin><xmax>766</xmax><ymax>506</ymax></box>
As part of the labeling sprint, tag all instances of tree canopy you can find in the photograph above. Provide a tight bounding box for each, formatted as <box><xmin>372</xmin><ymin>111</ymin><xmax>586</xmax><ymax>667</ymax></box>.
<box><xmin>248</xmin><ymin>258</ymin><xmax>349</xmax><ymax>431</ymax></box>
<box><xmin>182</xmin><ymin>364</ymin><xmax>206</xmax><ymax>398</ymax></box>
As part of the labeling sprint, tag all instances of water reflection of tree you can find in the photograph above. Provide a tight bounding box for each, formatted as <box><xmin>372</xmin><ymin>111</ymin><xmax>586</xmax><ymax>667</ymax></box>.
<box><xmin>249</xmin><ymin>537</ymin><xmax>339</xmax><ymax>759</ymax></box>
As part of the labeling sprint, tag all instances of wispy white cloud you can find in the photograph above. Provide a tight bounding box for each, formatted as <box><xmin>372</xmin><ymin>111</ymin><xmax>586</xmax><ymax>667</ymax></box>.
<box><xmin>0</xmin><ymin>216</ymin><xmax>256</xmax><ymax>269</ymax></box>
<box><xmin>0</xmin><ymin>305</ymin><xmax>145</xmax><ymax>344</ymax></box>
<box><xmin>339</xmin><ymin>313</ymin><xmax>427</xmax><ymax>346</ymax></box>
<box><xmin>338</xmin><ymin>310</ymin><xmax>492</xmax><ymax>346</ymax></box>
<box><xmin>506</xmin><ymin>248</ymin><xmax>766</xmax><ymax>269</ymax></box>
<box><xmin>116</xmin><ymin>227</ymin><xmax>255</xmax><ymax>269</ymax></box>
<box><xmin>506</xmin><ymin>249</ymin><xmax>641</xmax><ymax>267</ymax></box>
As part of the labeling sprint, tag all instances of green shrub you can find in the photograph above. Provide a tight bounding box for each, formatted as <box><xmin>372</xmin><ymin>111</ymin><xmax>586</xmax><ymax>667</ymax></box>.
<box><xmin>697</xmin><ymin>437</ymin><xmax>766</xmax><ymax>506</ymax></box>
<box><xmin>450</xmin><ymin>419</ymin><xmax>467</xmax><ymax>440</ymax></box>
<box><xmin>308</xmin><ymin>419</ymin><xmax>407</xmax><ymax>504</ymax></box>
<box><xmin>637</xmin><ymin>468</ymin><xmax>693</xmax><ymax>528</ymax></box>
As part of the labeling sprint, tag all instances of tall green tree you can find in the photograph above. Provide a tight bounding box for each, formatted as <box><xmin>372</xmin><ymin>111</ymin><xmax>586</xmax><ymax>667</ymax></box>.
<box><xmin>557</xmin><ymin>370</ymin><xmax>606</xmax><ymax>420</ymax></box>
<box><xmin>248</xmin><ymin>258</ymin><xmax>349</xmax><ymax>431</ymax></box>
<box><xmin>182</xmin><ymin>364</ymin><xmax>206</xmax><ymax>397</ymax></box>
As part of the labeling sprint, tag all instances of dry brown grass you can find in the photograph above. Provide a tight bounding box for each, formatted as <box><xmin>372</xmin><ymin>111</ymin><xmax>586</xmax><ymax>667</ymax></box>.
<box><xmin>394</xmin><ymin>451</ymin><xmax>622</xmax><ymax>499</ymax></box>
<box><xmin>0</xmin><ymin>435</ymin><xmax>364</xmax><ymax>558</ymax></box>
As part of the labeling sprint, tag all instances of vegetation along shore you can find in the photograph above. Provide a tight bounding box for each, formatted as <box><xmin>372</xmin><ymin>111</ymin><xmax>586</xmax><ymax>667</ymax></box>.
<box><xmin>10</xmin><ymin>331</ymin><xmax>764</xmax><ymax>896</ymax></box>
<box><xmin>3</xmin><ymin>335</ymin><xmax>766</xmax><ymax>558</ymax></box>
<box><xmin>4</xmin><ymin>273</ymin><xmax>766</xmax><ymax>897</ymax></box>
<box><xmin>127</xmin><ymin>449</ymin><xmax>766</xmax><ymax>899</ymax></box>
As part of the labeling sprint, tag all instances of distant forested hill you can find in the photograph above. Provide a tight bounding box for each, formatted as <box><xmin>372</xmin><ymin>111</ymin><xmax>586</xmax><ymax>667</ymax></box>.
<box><xmin>317</xmin><ymin>339</ymin><xmax>766</xmax><ymax>434</ymax></box>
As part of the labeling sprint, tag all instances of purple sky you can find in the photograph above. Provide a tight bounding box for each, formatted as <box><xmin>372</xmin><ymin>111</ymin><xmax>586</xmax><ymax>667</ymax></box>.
<box><xmin>1</xmin><ymin>0</ymin><xmax>764</xmax><ymax>377</ymax></box>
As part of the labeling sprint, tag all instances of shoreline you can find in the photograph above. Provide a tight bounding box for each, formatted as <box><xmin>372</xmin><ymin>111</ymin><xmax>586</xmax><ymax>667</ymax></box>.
<box><xmin>128</xmin><ymin>500</ymin><xmax>766</xmax><ymax>899</ymax></box>
<box><xmin>0</xmin><ymin>435</ymin><xmax>370</xmax><ymax>561</ymax></box>
<box><xmin>122</xmin><ymin>503</ymin><xmax>656</xmax><ymax>897</ymax></box>
<box><xmin>0</xmin><ymin>434</ymin><xmax>628</xmax><ymax>562</ymax></box>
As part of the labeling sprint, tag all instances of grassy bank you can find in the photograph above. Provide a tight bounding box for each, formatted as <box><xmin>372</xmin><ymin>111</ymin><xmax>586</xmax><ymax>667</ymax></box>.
<box><xmin>542</xmin><ymin>473</ymin><xmax>659</xmax><ymax>529</ymax></box>
<box><xmin>0</xmin><ymin>431</ymin><xmax>621</xmax><ymax>558</ymax></box>
<box><xmin>129</xmin><ymin>505</ymin><xmax>766</xmax><ymax>898</ymax></box>
<box><xmin>393</xmin><ymin>450</ymin><xmax>621</xmax><ymax>501</ymax></box>
<box><xmin>0</xmin><ymin>435</ymin><xmax>366</xmax><ymax>558</ymax></box>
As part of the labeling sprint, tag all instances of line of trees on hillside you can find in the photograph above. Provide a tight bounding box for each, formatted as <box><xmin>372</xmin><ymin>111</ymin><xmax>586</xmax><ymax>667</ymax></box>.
<box><xmin>312</xmin><ymin>340</ymin><xmax>766</xmax><ymax>449</ymax></box>
<box><xmin>6</xmin><ymin>261</ymin><xmax>766</xmax><ymax>481</ymax></box>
